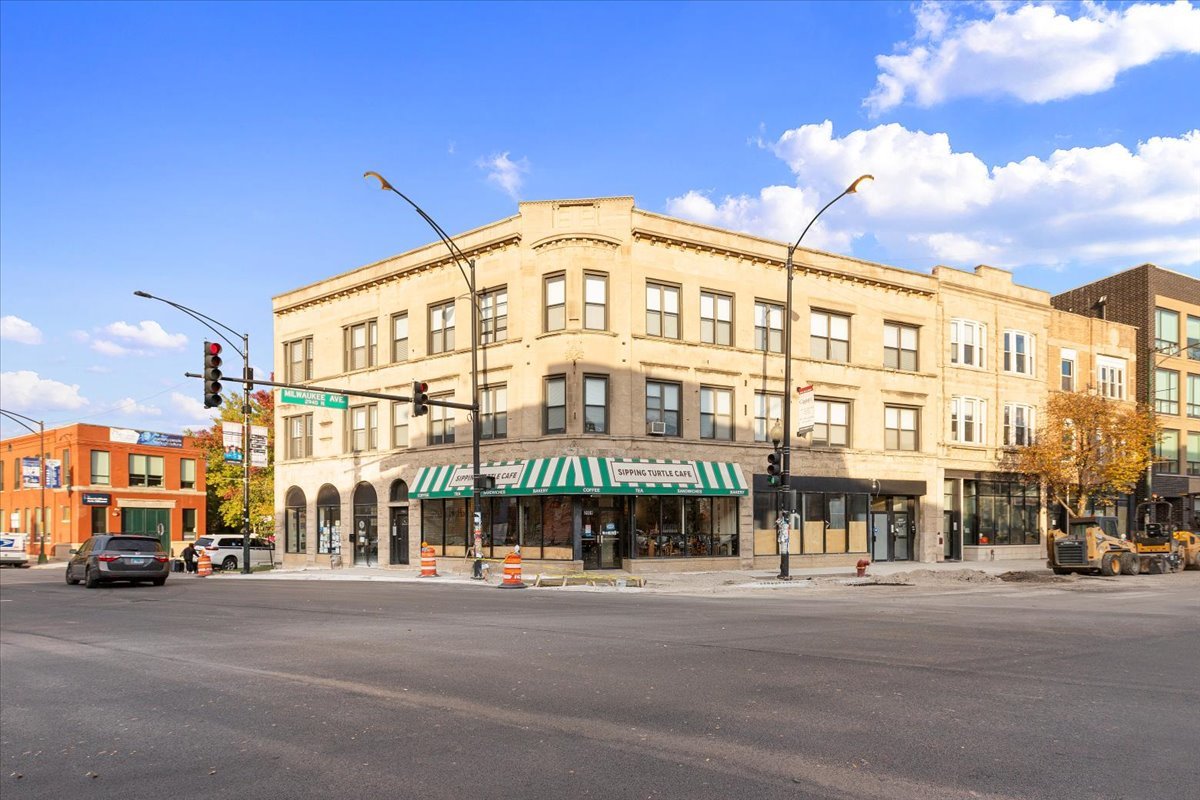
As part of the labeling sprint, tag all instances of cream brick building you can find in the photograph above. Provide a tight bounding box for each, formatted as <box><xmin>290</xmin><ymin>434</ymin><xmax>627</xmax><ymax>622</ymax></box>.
<box><xmin>271</xmin><ymin>197</ymin><xmax>1137</xmax><ymax>572</ymax></box>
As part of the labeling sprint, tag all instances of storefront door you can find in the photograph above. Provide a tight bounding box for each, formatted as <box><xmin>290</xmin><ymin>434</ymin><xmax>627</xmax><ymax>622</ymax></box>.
<box><xmin>870</xmin><ymin>496</ymin><xmax>917</xmax><ymax>561</ymax></box>
<box><xmin>389</xmin><ymin>506</ymin><xmax>408</xmax><ymax>565</ymax></box>
<box><xmin>581</xmin><ymin>496</ymin><xmax>623</xmax><ymax>569</ymax></box>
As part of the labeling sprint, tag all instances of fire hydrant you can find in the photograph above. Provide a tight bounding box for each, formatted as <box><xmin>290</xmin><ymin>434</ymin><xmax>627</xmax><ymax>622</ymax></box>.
<box><xmin>856</xmin><ymin>558</ymin><xmax>870</xmax><ymax>577</ymax></box>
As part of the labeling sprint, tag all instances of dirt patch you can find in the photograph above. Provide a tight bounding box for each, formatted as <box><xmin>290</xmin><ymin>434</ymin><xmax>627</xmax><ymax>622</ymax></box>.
<box><xmin>997</xmin><ymin>570</ymin><xmax>1078</xmax><ymax>584</ymax></box>
<box><xmin>868</xmin><ymin>568</ymin><xmax>1004</xmax><ymax>586</ymax></box>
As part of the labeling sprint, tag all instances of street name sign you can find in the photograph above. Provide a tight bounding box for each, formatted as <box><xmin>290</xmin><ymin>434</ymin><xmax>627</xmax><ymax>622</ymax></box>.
<box><xmin>280</xmin><ymin>389</ymin><xmax>349</xmax><ymax>410</ymax></box>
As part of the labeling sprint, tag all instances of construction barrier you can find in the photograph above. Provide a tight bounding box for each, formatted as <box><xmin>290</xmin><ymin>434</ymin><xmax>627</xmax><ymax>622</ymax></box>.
<box><xmin>532</xmin><ymin>572</ymin><xmax>647</xmax><ymax>588</ymax></box>
<box><xmin>498</xmin><ymin>546</ymin><xmax>526</xmax><ymax>589</ymax></box>
<box><xmin>418</xmin><ymin>542</ymin><xmax>438</xmax><ymax>578</ymax></box>
<box><xmin>196</xmin><ymin>550</ymin><xmax>212</xmax><ymax>577</ymax></box>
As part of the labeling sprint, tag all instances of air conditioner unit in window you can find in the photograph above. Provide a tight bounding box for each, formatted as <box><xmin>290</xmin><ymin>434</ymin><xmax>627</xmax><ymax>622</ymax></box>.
<box><xmin>647</xmin><ymin>420</ymin><xmax>667</xmax><ymax>436</ymax></box>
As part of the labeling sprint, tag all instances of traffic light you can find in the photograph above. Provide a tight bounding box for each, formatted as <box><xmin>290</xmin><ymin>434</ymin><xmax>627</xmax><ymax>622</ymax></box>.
<box><xmin>203</xmin><ymin>341</ymin><xmax>223</xmax><ymax>408</ymax></box>
<box><xmin>476</xmin><ymin>474</ymin><xmax>496</xmax><ymax>491</ymax></box>
<box><xmin>411</xmin><ymin>380</ymin><xmax>429</xmax><ymax>416</ymax></box>
<box><xmin>766</xmin><ymin>449</ymin><xmax>782</xmax><ymax>486</ymax></box>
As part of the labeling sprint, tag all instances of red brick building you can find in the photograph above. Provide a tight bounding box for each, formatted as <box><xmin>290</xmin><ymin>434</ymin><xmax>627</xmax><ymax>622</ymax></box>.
<box><xmin>0</xmin><ymin>423</ymin><xmax>206</xmax><ymax>558</ymax></box>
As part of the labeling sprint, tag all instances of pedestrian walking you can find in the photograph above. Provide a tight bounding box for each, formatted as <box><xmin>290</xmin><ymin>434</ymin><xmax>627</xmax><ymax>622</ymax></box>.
<box><xmin>182</xmin><ymin>542</ymin><xmax>197</xmax><ymax>573</ymax></box>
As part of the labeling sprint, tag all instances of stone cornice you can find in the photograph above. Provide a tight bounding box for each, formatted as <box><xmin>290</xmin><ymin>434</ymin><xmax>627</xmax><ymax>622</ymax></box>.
<box><xmin>274</xmin><ymin>233</ymin><xmax>522</xmax><ymax>316</ymax></box>
<box><xmin>529</xmin><ymin>232</ymin><xmax>623</xmax><ymax>251</ymax></box>
<box><xmin>630</xmin><ymin>227</ymin><xmax>933</xmax><ymax>297</ymax></box>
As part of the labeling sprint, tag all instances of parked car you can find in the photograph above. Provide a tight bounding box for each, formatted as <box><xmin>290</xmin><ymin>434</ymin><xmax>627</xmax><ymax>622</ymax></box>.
<box><xmin>194</xmin><ymin>535</ymin><xmax>274</xmax><ymax>571</ymax></box>
<box><xmin>1</xmin><ymin>533</ymin><xmax>31</xmax><ymax>567</ymax></box>
<box><xmin>65</xmin><ymin>535</ymin><xmax>169</xmax><ymax>588</ymax></box>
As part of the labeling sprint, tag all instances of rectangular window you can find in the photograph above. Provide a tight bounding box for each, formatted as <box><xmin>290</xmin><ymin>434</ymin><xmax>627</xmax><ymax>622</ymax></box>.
<box><xmin>1060</xmin><ymin>348</ymin><xmax>1077</xmax><ymax>391</ymax></box>
<box><xmin>347</xmin><ymin>404</ymin><xmax>378</xmax><ymax>452</ymax></box>
<box><xmin>91</xmin><ymin>450</ymin><xmax>110</xmax><ymax>485</ymax></box>
<box><xmin>951</xmin><ymin>397</ymin><xmax>986</xmax><ymax>445</ymax></box>
<box><xmin>950</xmin><ymin>319</ymin><xmax>986</xmax><ymax>368</ymax></box>
<box><xmin>584</xmin><ymin>273</ymin><xmax>607</xmax><ymax>331</ymax></box>
<box><xmin>1155</xmin><ymin>307</ymin><xmax>1180</xmax><ymax>350</ymax></box>
<box><xmin>810</xmin><ymin>310</ymin><xmax>850</xmax><ymax>362</ymax></box>
<box><xmin>884</xmin><ymin>406</ymin><xmax>918</xmax><ymax>451</ymax></box>
<box><xmin>391</xmin><ymin>403</ymin><xmax>409</xmax><ymax>448</ymax></box>
<box><xmin>1187</xmin><ymin>315</ymin><xmax>1200</xmax><ymax>360</ymax></box>
<box><xmin>91</xmin><ymin>505</ymin><xmax>108</xmax><ymax>535</ymax></box>
<box><xmin>754</xmin><ymin>393</ymin><xmax>783</xmax><ymax>442</ymax></box>
<box><xmin>645</xmin><ymin>381</ymin><xmax>681</xmax><ymax>436</ymax></box>
<box><xmin>480</xmin><ymin>385</ymin><xmax>507</xmax><ymax>440</ymax></box>
<box><xmin>288</xmin><ymin>414</ymin><xmax>313</xmax><ymax>459</ymax></box>
<box><xmin>129</xmin><ymin>454</ymin><xmax>164</xmax><ymax>487</ymax></box>
<box><xmin>479</xmin><ymin>287</ymin><xmax>508</xmax><ymax>344</ymax></box>
<box><xmin>754</xmin><ymin>301</ymin><xmax>783</xmax><ymax>353</ymax></box>
<box><xmin>963</xmin><ymin>479</ymin><xmax>1041</xmax><ymax>547</ymax></box>
<box><xmin>584</xmin><ymin>375</ymin><xmax>608</xmax><ymax>434</ymax></box>
<box><xmin>1155</xmin><ymin>429</ymin><xmax>1179</xmax><ymax>475</ymax></box>
<box><xmin>429</xmin><ymin>396</ymin><xmax>455</xmax><ymax>445</ymax></box>
<box><xmin>182</xmin><ymin>508</ymin><xmax>197</xmax><ymax>540</ymax></box>
<box><xmin>812</xmin><ymin>399</ymin><xmax>850</xmax><ymax>448</ymax></box>
<box><xmin>180</xmin><ymin>458</ymin><xmax>196</xmax><ymax>490</ymax></box>
<box><xmin>645</xmin><ymin>282</ymin><xmax>680</xmax><ymax>339</ymax></box>
<box><xmin>1004</xmin><ymin>403</ymin><xmax>1035</xmax><ymax>446</ymax></box>
<box><xmin>343</xmin><ymin>320</ymin><xmax>377</xmax><ymax>371</ymax></box>
<box><xmin>544</xmin><ymin>274</ymin><xmax>565</xmax><ymax>332</ymax></box>
<box><xmin>1096</xmin><ymin>356</ymin><xmax>1126</xmax><ymax>400</ymax></box>
<box><xmin>1003</xmin><ymin>330</ymin><xmax>1035</xmax><ymax>376</ymax></box>
<box><xmin>700</xmin><ymin>387</ymin><xmax>734</xmax><ymax>441</ymax></box>
<box><xmin>391</xmin><ymin>313</ymin><xmax>409</xmax><ymax>362</ymax></box>
<box><xmin>1188</xmin><ymin>374</ymin><xmax>1200</xmax><ymax>418</ymax></box>
<box><xmin>1187</xmin><ymin>431</ymin><xmax>1200</xmax><ymax>476</ymax></box>
<box><xmin>429</xmin><ymin>301</ymin><xmax>455</xmax><ymax>355</ymax></box>
<box><xmin>884</xmin><ymin>322</ymin><xmax>918</xmax><ymax>371</ymax></box>
<box><xmin>1155</xmin><ymin>369</ymin><xmax>1180</xmax><ymax>415</ymax></box>
<box><xmin>544</xmin><ymin>376</ymin><xmax>566</xmax><ymax>434</ymax></box>
<box><xmin>285</xmin><ymin>336</ymin><xmax>313</xmax><ymax>382</ymax></box>
<box><xmin>0</xmin><ymin>461</ymin><xmax>4</xmax><ymax>491</ymax></box>
<box><xmin>700</xmin><ymin>291</ymin><xmax>733</xmax><ymax>346</ymax></box>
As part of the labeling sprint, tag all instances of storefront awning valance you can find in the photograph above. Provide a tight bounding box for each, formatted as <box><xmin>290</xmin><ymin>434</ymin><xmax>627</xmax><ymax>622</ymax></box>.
<box><xmin>412</xmin><ymin>457</ymin><xmax>749</xmax><ymax>500</ymax></box>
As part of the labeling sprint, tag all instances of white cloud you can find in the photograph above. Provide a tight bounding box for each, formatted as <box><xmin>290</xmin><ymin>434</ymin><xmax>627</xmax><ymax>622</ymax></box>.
<box><xmin>867</xmin><ymin>1</ymin><xmax>1200</xmax><ymax>115</ymax></box>
<box><xmin>91</xmin><ymin>339</ymin><xmax>133</xmax><ymax>357</ymax></box>
<box><xmin>478</xmin><ymin>152</ymin><xmax>529</xmax><ymax>200</ymax></box>
<box><xmin>69</xmin><ymin>330</ymin><xmax>89</xmax><ymax>344</ymax></box>
<box><xmin>169</xmin><ymin>392</ymin><xmax>215</xmax><ymax>427</ymax></box>
<box><xmin>114</xmin><ymin>397</ymin><xmax>162</xmax><ymax>417</ymax></box>
<box><xmin>0</xmin><ymin>316</ymin><xmax>43</xmax><ymax>345</ymax></box>
<box><xmin>665</xmin><ymin>121</ymin><xmax>1200</xmax><ymax>271</ymax></box>
<box><xmin>102</xmin><ymin>320</ymin><xmax>188</xmax><ymax>350</ymax></box>
<box><xmin>0</xmin><ymin>370</ymin><xmax>89</xmax><ymax>411</ymax></box>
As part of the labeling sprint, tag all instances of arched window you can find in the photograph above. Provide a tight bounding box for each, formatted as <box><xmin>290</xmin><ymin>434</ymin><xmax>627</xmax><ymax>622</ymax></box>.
<box><xmin>316</xmin><ymin>484</ymin><xmax>341</xmax><ymax>555</ymax></box>
<box><xmin>285</xmin><ymin>487</ymin><xmax>307</xmax><ymax>553</ymax></box>
<box><xmin>389</xmin><ymin>479</ymin><xmax>409</xmax><ymax>504</ymax></box>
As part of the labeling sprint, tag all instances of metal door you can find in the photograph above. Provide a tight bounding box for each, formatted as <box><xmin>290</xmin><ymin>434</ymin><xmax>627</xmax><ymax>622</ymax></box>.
<box><xmin>389</xmin><ymin>506</ymin><xmax>409</xmax><ymax>565</ymax></box>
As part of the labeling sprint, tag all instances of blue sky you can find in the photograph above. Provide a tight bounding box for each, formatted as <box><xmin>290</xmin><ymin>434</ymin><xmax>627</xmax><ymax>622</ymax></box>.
<box><xmin>1</xmin><ymin>1</ymin><xmax>1198</xmax><ymax>437</ymax></box>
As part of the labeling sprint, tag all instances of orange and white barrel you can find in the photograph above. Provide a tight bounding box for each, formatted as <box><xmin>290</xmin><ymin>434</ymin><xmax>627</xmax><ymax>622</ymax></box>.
<box><xmin>499</xmin><ymin>546</ymin><xmax>526</xmax><ymax>589</ymax></box>
<box><xmin>418</xmin><ymin>543</ymin><xmax>438</xmax><ymax>578</ymax></box>
<box><xmin>197</xmin><ymin>551</ymin><xmax>212</xmax><ymax>577</ymax></box>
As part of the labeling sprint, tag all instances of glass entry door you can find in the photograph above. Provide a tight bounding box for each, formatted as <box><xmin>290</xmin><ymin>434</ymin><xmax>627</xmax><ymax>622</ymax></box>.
<box><xmin>870</xmin><ymin>510</ymin><xmax>890</xmax><ymax>561</ymax></box>
<box><xmin>870</xmin><ymin>496</ymin><xmax>918</xmax><ymax>561</ymax></box>
<box><xmin>353</xmin><ymin>514</ymin><xmax>378</xmax><ymax>566</ymax></box>
<box><xmin>582</xmin><ymin>496</ymin><xmax>623</xmax><ymax>569</ymax></box>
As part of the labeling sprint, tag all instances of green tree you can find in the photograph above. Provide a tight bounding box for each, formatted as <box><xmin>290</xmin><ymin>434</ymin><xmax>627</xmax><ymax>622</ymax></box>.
<box><xmin>1004</xmin><ymin>391</ymin><xmax>1157</xmax><ymax>517</ymax></box>
<box><xmin>189</xmin><ymin>389</ymin><xmax>275</xmax><ymax>537</ymax></box>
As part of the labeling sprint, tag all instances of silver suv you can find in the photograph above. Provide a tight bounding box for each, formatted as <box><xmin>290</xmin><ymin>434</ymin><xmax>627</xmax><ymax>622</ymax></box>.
<box><xmin>194</xmin><ymin>535</ymin><xmax>274</xmax><ymax>571</ymax></box>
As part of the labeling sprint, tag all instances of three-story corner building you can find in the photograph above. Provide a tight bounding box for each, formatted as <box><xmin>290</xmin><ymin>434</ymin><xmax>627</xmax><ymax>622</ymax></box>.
<box><xmin>271</xmin><ymin>196</ymin><xmax>1136</xmax><ymax>573</ymax></box>
<box><xmin>0</xmin><ymin>423</ymin><xmax>206</xmax><ymax>558</ymax></box>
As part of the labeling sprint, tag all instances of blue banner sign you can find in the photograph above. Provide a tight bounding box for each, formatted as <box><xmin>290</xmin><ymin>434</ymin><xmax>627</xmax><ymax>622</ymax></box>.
<box><xmin>110</xmin><ymin>428</ymin><xmax>184</xmax><ymax>449</ymax></box>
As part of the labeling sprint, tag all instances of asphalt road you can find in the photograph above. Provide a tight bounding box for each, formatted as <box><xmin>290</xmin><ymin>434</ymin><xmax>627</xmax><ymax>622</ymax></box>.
<box><xmin>1</xmin><ymin>568</ymin><xmax>1197</xmax><ymax>800</ymax></box>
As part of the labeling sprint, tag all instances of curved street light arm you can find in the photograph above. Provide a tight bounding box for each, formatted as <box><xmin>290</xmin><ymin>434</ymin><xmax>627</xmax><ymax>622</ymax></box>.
<box><xmin>0</xmin><ymin>408</ymin><xmax>42</xmax><ymax>434</ymax></box>
<box><xmin>363</xmin><ymin>172</ymin><xmax>474</xmax><ymax>293</ymax></box>
<box><xmin>789</xmin><ymin>175</ymin><xmax>874</xmax><ymax>253</ymax></box>
<box><xmin>133</xmin><ymin>291</ymin><xmax>246</xmax><ymax>358</ymax></box>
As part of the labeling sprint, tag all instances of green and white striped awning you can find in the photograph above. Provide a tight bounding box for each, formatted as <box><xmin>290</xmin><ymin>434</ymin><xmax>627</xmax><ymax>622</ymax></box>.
<box><xmin>412</xmin><ymin>457</ymin><xmax>748</xmax><ymax>500</ymax></box>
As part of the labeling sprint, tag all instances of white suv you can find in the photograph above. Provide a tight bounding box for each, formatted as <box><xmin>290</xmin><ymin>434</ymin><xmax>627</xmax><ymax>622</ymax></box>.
<box><xmin>194</xmin><ymin>535</ymin><xmax>274</xmax><ymax>571</ymax></box>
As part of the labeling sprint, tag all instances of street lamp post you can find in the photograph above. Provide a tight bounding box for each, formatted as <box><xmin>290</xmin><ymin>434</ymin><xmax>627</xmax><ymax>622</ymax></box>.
<box><xmin>0</xmin><ymin>409</ymin><xmax>47</xmax><ymax>563</ymax></box>
<box><xmin>134</xmin><ymin>291</ymin><xmax>253</xmax><ymax>574</ymax></box>
<box><xmin>364</xmin><ymin>172</ymin><xmax>485</xmax><ymax>576</ymax></box>
<box><xmin>779</xmin><ymin>175</ymin><xmax>873</xmax><ymax>579</ymax></box>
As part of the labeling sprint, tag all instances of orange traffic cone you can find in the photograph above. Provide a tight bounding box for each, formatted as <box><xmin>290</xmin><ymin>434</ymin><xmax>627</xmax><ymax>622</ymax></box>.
<box><xmin>197</xmin><ymin>550</ymin><xmax>212</xmax><ymax>577</ymax></box>
<box><xmin>499</xmin><ymin>545</ymin><xmax>526</xmax><ymax>589</ymax></box>
<box><xmin>418</xmin><ymin>542</ymin><xmax>438</xmax><ymax>578</ymax></box>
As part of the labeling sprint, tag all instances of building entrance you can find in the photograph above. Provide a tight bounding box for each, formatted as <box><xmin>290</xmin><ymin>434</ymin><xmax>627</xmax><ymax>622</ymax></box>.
<box><xmin>581</xmin><ymin>496</ymin><xmax>623</xmax><ymax>569</ymax></box>
<box><xmin>389</xmin><ymin>506</ymin><xmax>408</xmax><ymax>566</ymax></box>
<box><xmin>869</xmin><ymin>496</ymin><xmax>917</xmax><ymax>561</ymax></box>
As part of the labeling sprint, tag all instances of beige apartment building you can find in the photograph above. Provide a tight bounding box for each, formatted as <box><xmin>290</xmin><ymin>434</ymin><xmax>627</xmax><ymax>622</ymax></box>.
<box><xmin>271</xmin><ymin>197</ymin><xmax>1137</xmax><ymax>573</ymax></box>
